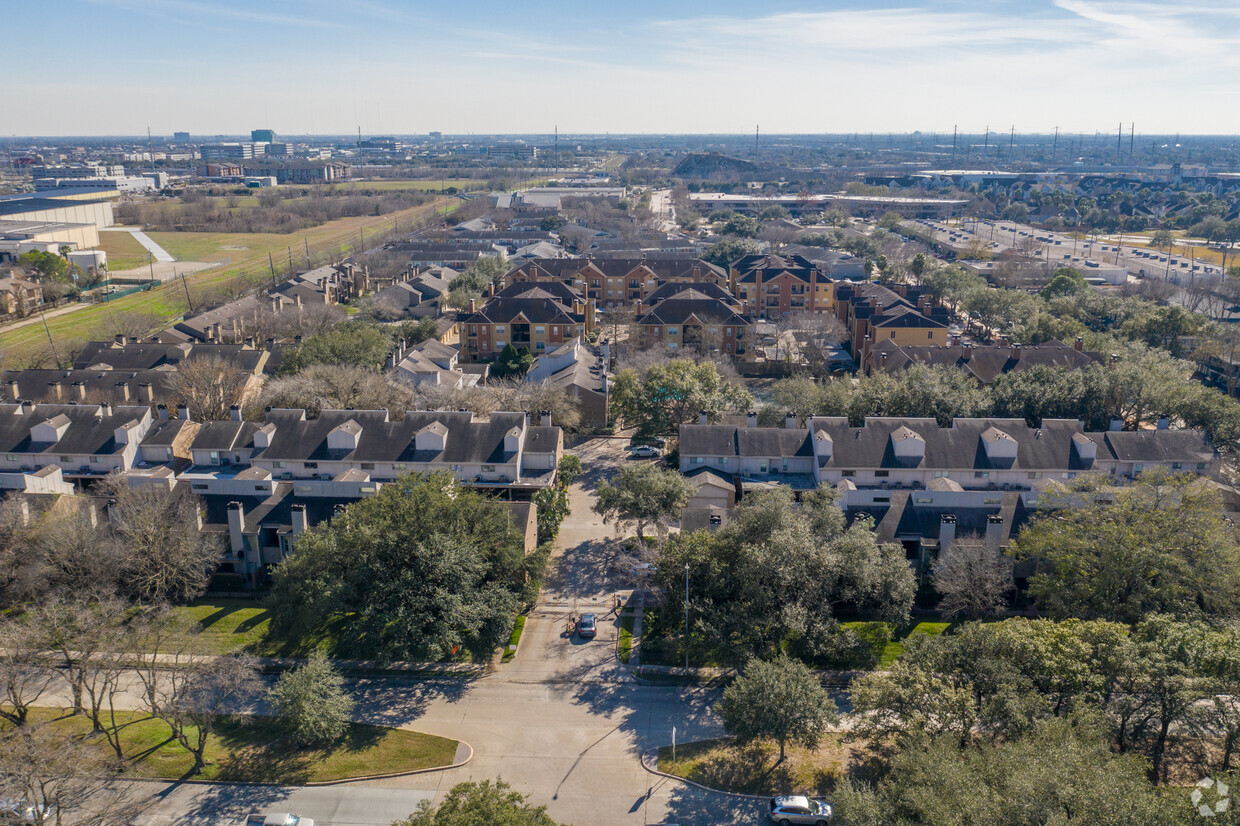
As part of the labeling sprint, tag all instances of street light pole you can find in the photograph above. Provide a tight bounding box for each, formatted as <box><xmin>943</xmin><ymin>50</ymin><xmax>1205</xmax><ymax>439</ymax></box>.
<box><xmin>683</xmin><ymin>563</ymin><xmax>690</xmax><ymax>671</ymax></box>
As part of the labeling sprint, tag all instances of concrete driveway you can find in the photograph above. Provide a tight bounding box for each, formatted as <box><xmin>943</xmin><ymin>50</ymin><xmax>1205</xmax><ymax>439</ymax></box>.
<box><xmin>129</xmin><ymin>437</ymin><xmax>765</xmax><ymax>826</ymax></box>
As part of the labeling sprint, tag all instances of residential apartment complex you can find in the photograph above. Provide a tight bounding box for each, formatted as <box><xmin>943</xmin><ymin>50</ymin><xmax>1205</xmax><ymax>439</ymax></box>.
<box><xmin>458</xmin><ymin>282</ymin><xmax>594</xmax><ymax>362</ymax></box>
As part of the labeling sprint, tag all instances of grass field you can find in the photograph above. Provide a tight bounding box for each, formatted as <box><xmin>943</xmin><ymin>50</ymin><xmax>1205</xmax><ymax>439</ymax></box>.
<box><xmin>22</xmin><ymin>707</ymin><xmax>458</xmax><ymax>783</ymax></box>
<box><xmin>657</xmin><ymin>735</ymin><xmax>854</xmax><ymax>797</ymax></box>
<box><xmin>877</xmin><ymin>621</ymin><xmax>951</xmax><ymax>667</ymax></box>
<box><xmin>174</xmin><ymin>598</ymin><xmax>273</xmax><ymax>655</ymax></box>
<box><xmin>96</xmin><ymin>230</ymin><xmax>151</xmax><ymax>271</ymax></box>
<box><xmin>0</xmin><ymin>196</ymin><xmax>454</xmax><ymax>365</ymax></box>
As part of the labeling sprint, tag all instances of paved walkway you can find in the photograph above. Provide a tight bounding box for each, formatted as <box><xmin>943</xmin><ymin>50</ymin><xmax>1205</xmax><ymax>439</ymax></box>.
<box><xmin>103</xmin><ymin>226</ymin><xmax>174</xmax><ymax>262</ymax></box>
<box><xmin>110</xmin><ymin>437</ymin><xmax>765</xmax><ymax>826</ymax></box>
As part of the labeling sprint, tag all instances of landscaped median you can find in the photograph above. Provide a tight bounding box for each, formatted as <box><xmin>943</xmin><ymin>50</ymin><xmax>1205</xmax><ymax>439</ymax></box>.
<box><xmin>17</xmin><ymin>708</ymin><xmax>462</xmax><ymax>785</ymax></box>
<box><xmin>649</xmin><ymin>735</ymin><xmax>855</xmax><ymax>797</ymax></box>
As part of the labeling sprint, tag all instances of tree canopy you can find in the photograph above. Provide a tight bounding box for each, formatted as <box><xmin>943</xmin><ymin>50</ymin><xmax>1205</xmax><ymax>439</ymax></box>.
<box><xmin>654</xmin><ymin>487</ymin><xmax>914</xmax><ymax>663</ymax></box>
<box><xmin>610</xmin><ymin>360</ymin><xmax>752</xmax><ymax>435</ymax></box>
<box><xmin>269</xmin><ymin>473</ymin><xmax>529</xmax><ymax>662</ymax></box>
<box><xmin>1011</xmin><ymin>470</ymin><xmax>1240</xmax><ymax>622</ymax></box>
<box><xmin>718</xmin><ymin>656</ymin><xmax>837</xmax><ymax>762</ymax></box>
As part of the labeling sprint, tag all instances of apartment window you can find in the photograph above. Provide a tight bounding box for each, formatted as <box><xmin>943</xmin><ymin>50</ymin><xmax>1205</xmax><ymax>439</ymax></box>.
<box><xmin>494</xmin><ymin>325</ymin><xmax>505</xmax><ymax>333</ymax></box>
<box><xmin>552</xmin><ymin>326</ymin><xmax>558</xmax><ymax>335</ymax></box>
<box><xmin>914</xmin><ymin>496</ymin><xmax>933</xmax><ymax>504</ymax></box>
<box><xmin>1027</xmin><ymin>471</ymin><xmax>1042</xmax><ymax>479</ymax></box>
<box><xmin>209</xmin><ymin>451</ymin><xmax>219</xmax><ymax>462</ymax></box>
<box><xmin>692</xmin><ymin>457</ymin><xmax>703</xmax><ymax>464</ymax></box>
<box><xmin>305</xmin><ymin>462</ymin><xmax>318</xmax><ymax>469</ymax></box>
<box><xmin>725</xmin><ymin>327</ymin><xmax>732</xmax><ymax>335</ymax></box>
<box><xmin>393</xmin><ymin>464</ymin><xmax>406</xmax><ymax>471</ymax></box>
<box><xmin>482</xmin><ymin>464</ymin><xmax>495</xmax><ymax>472</ymax></box>
<box><xmin>720</xmin><ymin>457</ymin><xmax>728</xmax><ymax>466</ymax></box>
<box><xmin>709</xmin><ymin>327</ymin><xmax>718</xmax><ymax>335</ymax></box>
<box><xmin>536</xmin><ymin>342</ymin><xmax>546</xmax><ymax>351</ymax></box>
<box><xmin>874</xmin><ymin>470</ymin><xmax>889</xmax><ymax>478</ymax></box>
<box><xmin>1133</xmin><ymin>464</ymin><xmax>1144</xmax><ymax>472</ymax></box>
<box><xmin>668</xmin><ymin>342</ymin><xmax>678</xmax><ymax>349</ymax></box>
<box><xmin>89</xmin><ymin>456</ymin><xmax>100</xmax><ymax>463</ymax></box>
<box><xmin>4</xmin><ymin>455</ymin><xmax>13</xmax><ymax>462</ymax></box>
<box><xmin>495</xmin><ymin>341</ymin><xmax>506</xmax><ymax>348</ymax></box>
<box><xmin>192</xmin><ymin>484</ymin><xmax>208</xmax><ymax>491</ymax></box>
<box><xmin>841</xmin><ymin>470</ymin><xmax>856</xmax><ymax>477</ymax></box>
<box><xmin>1198</xmin><ymin>462</ymin><xmax>1208</xmax><ymax>470</ymax></box>
<box><xmin>975</xmin><ymin>471</ymin><xmax>990</xmax><ymax>479</ymax></box>
<box><xmin>534</xmin><ymin>326</ymin><xmax>545</xmax><ymax>335</ymax></box>
<box><xmin>873</xmin><ymin>496</ymin><xmax>890</xmax><ymax>504</ymax></box>
<box><xmin>1171</xmin><ymin>462</ymin><xmax>1182</xmax><ymax>470</ymax></box>
<box><xmin>667</xmin><ymin>327</ymin><xmax>678</xmax><ymax>335</ymax></box>
<box><xmin>361</xmin><ymin>463</ymin><xmax>375</xmax><ymax>470</ymax></box>
<box><xmin>934</xmin><ymin>470</ymin><xmax>948</xmax><ymax>477</ymax></box>
<box><xmin>984</xmin><ymin>497</ymin><xmax>1001</xmax><ymax>505</ymax></box>
<box><xmin>927</xmin><ymin>331</ymin><xmax>934</xmax><ymax>339</ymax></box>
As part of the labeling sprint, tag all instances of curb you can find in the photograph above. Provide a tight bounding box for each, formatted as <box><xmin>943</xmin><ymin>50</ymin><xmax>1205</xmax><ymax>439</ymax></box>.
<box><xmin>638</xmin><ymin>747</ymin><xmax>768</xmax><ymax>800</ymax></box>
<box><xmin>128</xmin><ymin>739</ymin><xmax>474</xmax><ymax>788</ymax></box>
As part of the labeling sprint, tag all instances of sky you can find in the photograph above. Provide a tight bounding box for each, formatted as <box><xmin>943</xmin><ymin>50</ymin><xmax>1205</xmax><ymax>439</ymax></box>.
<box><xmin>6</xmin><ymin>0</ymin><xmax>1240</xmax><ymax>137</ymax></box>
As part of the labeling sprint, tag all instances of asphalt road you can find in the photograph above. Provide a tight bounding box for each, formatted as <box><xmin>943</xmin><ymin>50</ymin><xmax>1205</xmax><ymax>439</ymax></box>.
<box><xmin>126</xmin><ymin>437</ymin><xmax>768</xmax><ymax>826</ymax></box>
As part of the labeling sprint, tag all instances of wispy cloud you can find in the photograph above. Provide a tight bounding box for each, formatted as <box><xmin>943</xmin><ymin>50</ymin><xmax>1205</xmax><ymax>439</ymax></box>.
<box><xmin>82</xmin><ymin>0</ymin><xmax>341</xmax><ymax>30</ymax></box>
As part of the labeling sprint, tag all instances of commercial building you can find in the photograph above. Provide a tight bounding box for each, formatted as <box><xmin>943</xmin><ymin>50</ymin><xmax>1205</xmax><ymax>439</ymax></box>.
<box><xmin>688</xmin><ymin>192</ymin><xmax>968</xmax><ymax>219</ymax></box>
<box><xmin>0</xmin><ymin>195</ymin><xmax>114</xmax><ymax>230</ymax></box>
<box><xmin>0</xmin><ymin>220</ymin><xmax>100</xmax><ymax>259</ymax></box>
<box><xmin>251</xmin><ymin>129</ymin><xmax>276</xmax><ymax>143</ymax></box>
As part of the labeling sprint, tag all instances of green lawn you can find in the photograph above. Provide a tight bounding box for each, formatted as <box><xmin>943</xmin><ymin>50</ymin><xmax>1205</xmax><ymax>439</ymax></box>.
<box><xmin>877</xmin><ymin>621</ymin><xmax>952</xmax><ymax>668</ymax></box>
<box><xmin>657</xmin><ymin>735</ymin><xmax>852</xmax><ymax>797</ymax></box>
<box><xmin>23</xmin><ymin>708</ymin><xmax>458</xmax><ymax>783</ymax></box>
<box><xmin>502</xmin><ymin>615</ymin><xmax>526</xmax><ymax>663</ymax></box>
<box><xmin>174</xmin><ymin>598</ymin><xmax>273</xmax><ymax>655</ymax></box>
<box><xmin>96</xmin><ymin>230</ymin><xmax>151</xmax><ymax>270</ymax></box>
<box><xmin>618</xmin><ymin>614</ymin><xmax>635</xmax><ymax>664</ymax></box>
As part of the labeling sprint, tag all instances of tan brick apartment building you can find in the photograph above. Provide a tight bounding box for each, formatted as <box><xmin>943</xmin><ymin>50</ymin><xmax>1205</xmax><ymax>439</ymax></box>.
<box><xmin>632</xmin><ymin>286</ymin><xmax>754</xmax><ymax>360</ymax></box>
<box><xmin>504</xmin><ymin>256</ymin><xmax>728</xmax><ymax>308</ymax></box>
<box><xmin>728</xmin><ymin>254</ymin><xmax>836</xmax><ymax>319</ymax></box>
<box><xmin>459</xmin><ymin>282</ymin><xmax>595</xmax><ymax>362</ymax></box>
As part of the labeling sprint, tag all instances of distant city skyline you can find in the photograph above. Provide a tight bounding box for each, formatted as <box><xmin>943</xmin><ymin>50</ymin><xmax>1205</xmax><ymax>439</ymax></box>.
<box><xmin>7</xmin><ymin>0</ymin><xmax>1240</xmax><ymax>136</ymax></box>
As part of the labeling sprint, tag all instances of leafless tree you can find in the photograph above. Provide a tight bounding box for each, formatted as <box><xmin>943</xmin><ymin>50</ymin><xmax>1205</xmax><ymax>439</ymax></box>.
<box><xmin>931</xmin><ymin>535</ymin><xmax>1013</xmax><ymax>619</ymax></box>
<box><xmin>758</xmin><ymin>224</ymin><xmax>801</xmax><ymax>253</ymax></box>
<box><xmin>257</xmin><ymin>364</ymin><xmax>418</xmax><ymax>418</ymax></box>
<box><xmin>486</xmin><ymin>379</ymin><xmax>583</xmax><ymax>430</ymax></box>
<box><xmin>21</xmin><ymin>507</ymin><xmax>121</xmax><ymax>601</ymax></box>
<box><xmin>27</xmin><ymin>598</ymin><xmax>125</xmax><ymax>717</ymax></box>
<box><xmin>275</xmin><ymin>302</ymin><xmax>346</xmax><ymax>340</ymax></box>
<box><xmin>159</xmin><ymin>653</ymin><xmax>262</xmax><ymax>775</ymax></box>
<box><xmin>165</xmin><ymin>355</ymin><xmax>251</xmax><ymax>420</ymax></box>
<box><xmin>0</xmin><ymin>724</ymin><xmax>146</xmax><ymax>826</ymax></box>
<box><xmin>0</xmin><ymin>619</ymin><xmax>55</xmax><ymax>727</ymax></box>
<box><xmin>91</xmin><ymin>310</ymin><xmax>163</xmax><ymax>342</ymax></box>
<box><xmin>98</xmin><ymin>476</ymin><xmax>220</xmax><ymax>603</ymax></box>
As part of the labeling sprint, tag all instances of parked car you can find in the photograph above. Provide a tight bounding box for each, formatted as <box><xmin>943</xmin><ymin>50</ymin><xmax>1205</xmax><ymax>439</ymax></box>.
<box><xmin>244</xmin><ymin>814</ymin><xmax>316</xmax><ymax>826</ymax></box>
<box><xmin>628</xmin><ymin>445</ymin><xmax>661</xmax><ymax>459</ymax></box>
<box><xmin>577</xmin><ymin>613</ymin><xmax>597</xmax><ymax>639</ymax></box>
<box><xmin>0</xmin><ymin>800</ymin><xmax>48</xmax><ymax>825</ymax></box>
<box><xmin>768</xmin><ymin>795</ymin><xmax>832</xmax><ymax>825</ymax></box>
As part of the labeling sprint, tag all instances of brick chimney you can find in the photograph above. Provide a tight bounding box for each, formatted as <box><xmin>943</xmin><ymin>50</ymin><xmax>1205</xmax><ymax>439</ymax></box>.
<box><xmin>1010</xmin><ymin>344</ymin><xmax>1021</xmax><ymax>361</ymax></box>
<box><xmin>1074</xmin><ymin>336</ymin><xmax>1084</xmax><ymax>352</ymax></box>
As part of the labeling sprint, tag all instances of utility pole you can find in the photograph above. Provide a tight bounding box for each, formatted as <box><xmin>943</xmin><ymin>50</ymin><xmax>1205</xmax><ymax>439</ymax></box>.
<box><xmin>952</xmin><ymin>124</ymin><xmax>957</xmax><ymax>163</ymax></box>
<box><xmin>39</xmin><ymin>311</ymin><xmax>61</xmax><ymax>369</ymax></box>
<box><xmin>754</xmin><ymin>124</ymin><xmax>759</xmax><ymax>159</ymax></box>
<box><xmin>179</xmin><ymin>270</ymin><xmax>194</xmax><ymax>314</ymax></box>
<box><xmin>1117</xmin><ymin>122</ymin><xmax>1122</xmax><ymax>160</ymax></box>
<box><xmin>983</xmin><ymin>126</ymin><xmax>989</xmax><ymax>155</ymax></box>
<box><xmin>304</xmin><ymin>238</ymin><xmax>311</xmax><ymax>268</ymax></box>
<box><xmin>148</xmin><ymin>251</ymin><xmax>155</xmax><ymax>285</ymax></box>
<box><xmin>147</xmin><ymin>126</ymin><xmax>154</xmax><ymax>171</ymax></box>
<box><xmin>1053</xmin><ymin>126</ymin><xmax>1059</xmax><ymax>158</ymax></box>
<box><xmin>268</xmin><ymin>252</ymin><xmax>278</xmax><ymax>289</ymax></box>
<box><xmin>554</xmin><ymin>125</ymin><xmax>559</xmax><ymax>176</ymax></box>
<box><xmin>1009</xmin><ymin>124</ymin><xmax>1014</xmax><ymax>153</ymax></box>
<box><xmin>1130</xmin><ymin>122</ymin><xmax>1135</xmax><ymax>159</ymax></box>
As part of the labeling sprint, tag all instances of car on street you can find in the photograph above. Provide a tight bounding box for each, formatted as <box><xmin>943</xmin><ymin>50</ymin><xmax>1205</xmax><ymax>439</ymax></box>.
<box><xmin>628</xmin><ymin>445</ymin><xmax>661</xmax><ymax>458</ymax></box>
<box><xmin>245</xmin><ymin>814</ymin><xmax>316</xmax><ymax>826</ymax></box>
<box><xmin>577</xmin><ymin>613</ymin><xmax>597</xmax><ymax>639</ymax></box>
<box><xmin>768</xmin><ymin>795</ymin><xmax>833</xmax><ymax>824</ymax></box>
<box><xmin>0</xmin><ymin>800</ymin><xmax>48</xmax><ymax>825</ymax></box>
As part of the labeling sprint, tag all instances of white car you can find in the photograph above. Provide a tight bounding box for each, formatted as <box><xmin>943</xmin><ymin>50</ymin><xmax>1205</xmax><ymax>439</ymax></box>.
<box><xmin>245</xmin><ymin>814</ymin><xmax>316</xmax><ymax>826</ymax></box>
<box><xmin>0</xmin><ymin>801</ymin><xmax>49</xmax><ymax>825</ymax></box>
<box><xmin>768</xmin><ymin>795</ymin><xmax>833</xmax><ymax>825</ymax></box>
<box><xmin>628</xmin><ymin>445</ymin><xmax>661</xmax><ymax>458</ymax></box>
